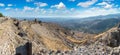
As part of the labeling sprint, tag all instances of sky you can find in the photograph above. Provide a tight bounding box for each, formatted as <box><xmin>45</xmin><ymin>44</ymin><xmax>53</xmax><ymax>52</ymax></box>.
<box><xmin>0</xmin><ymin>0</ymin><xmax>120</xmax><ymax>18</ymax></box>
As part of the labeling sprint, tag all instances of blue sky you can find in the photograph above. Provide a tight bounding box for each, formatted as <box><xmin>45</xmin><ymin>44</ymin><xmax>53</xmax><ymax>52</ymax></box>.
<box><xmin>0</xmin><ymin>0</ymin><xmax>120</xmax><ymax>18</ymax></box>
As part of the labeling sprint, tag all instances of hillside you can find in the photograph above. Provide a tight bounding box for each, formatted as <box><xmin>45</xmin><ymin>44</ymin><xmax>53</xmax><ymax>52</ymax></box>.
<box><xmin>58</xmin><ymin>18</ymin><xmax>120</xmax><ymax>34</ymax></box>
<box><xmin>0</xmin><ymin>17</ymin><xmax>78</xmax><ymax>55</ymax></box>
<box><xmin>40</xmin><ymin>15</ymin><xmax>120</xmax><ymax>34</ymax></box>
<box><xmin>0</xmin><ymin>17</ymin><xmax>120</xmax><ymax>55</ymax></box>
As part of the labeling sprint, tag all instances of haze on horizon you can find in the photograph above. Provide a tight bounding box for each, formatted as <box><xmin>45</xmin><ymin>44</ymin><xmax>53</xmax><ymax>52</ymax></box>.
<box><xmin>0</xmin><ymin>0</ymin><xmax>120</xmax><ymax>18</ymax></box>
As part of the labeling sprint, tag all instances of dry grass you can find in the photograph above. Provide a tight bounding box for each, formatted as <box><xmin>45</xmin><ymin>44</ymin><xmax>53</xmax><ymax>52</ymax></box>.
<box><xmin>41</xmin><ymin>36</ymin><xmax>71</xmax><ymax>51</ymax></box>
<box><xmin>67</xmin><ymin>36</ymin><xmax>87</xmax><ymax>44</ymax></box>
<box><xmin>94</xmin><ymin>33</ymin><xmax>105</xmax><ymax>40</ymax></box>
<box><xmin>0</xmin><ymin>29</ymin><xmax>3</xmax><ymax>36</ymax></box>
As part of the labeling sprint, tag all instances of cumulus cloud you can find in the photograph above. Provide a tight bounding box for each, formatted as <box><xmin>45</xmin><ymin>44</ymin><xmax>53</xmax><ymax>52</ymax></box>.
<box><xmin>104</xmin><ymin>0</ymin><xmax>114</xmax><ymax>1</ymax></box>
<box><xmin>23</xmin><ymin>6</ymin><xmax>34</xmax><ymax>11</ymax></box>
<box><xmin>26</xmin><ymin>0</ymin><xmax>33</xmax><ymax>2</ymax></box>
<box><xmin>4</xmin><ymin>7</ymin><xmax>120</xmax><ymax>18</ymax></box>
<box><xmin>34</xmin><ymin>2</ymin><xmax>48</xmax><ymax>7</ymax></box>
<box><xmin>0</xmin><ymin>3</ymin><xmax>5</xmax><ymax>7</ymax></box>
<box><xmin>34</xmin><ymin>7</ymin><xmax>40</xmax><ymax>12</ymax></box>
<box><xmin>70</xmin><ymin>8</ymin><xmax>75</xmax><ymax>11</ymax></box>
<box><xmin>5</xmin><ymin>8</ymin><xmax>11</xmax><ymax>10</ymax></box>
<box><xmin>51</xmin><ymin>2</ymin><xmax>66</xmax><ymax>9</ymax></box>
<box><xmin>74</xmin><ymin>7</ymin><xmax>120</xmax><ymax>18</ymax></box>
<box><xmin>8</xmin><ymin>4</ymin><xmax>13</xmax><ymax>6</ymax></box>
<box><xmin>97</xmin><ymin>2</ymin><xmax>113</xmax><ymax>8</ymax></box>
<box><xmin>15</xmin><ymin>8</ymin><xmax>18</xmax><ymax>11</ymax></box>
<box><xmin>77</xmin><ymin>0</ymin><xmax>97</xmax><ymax>7</ymax></box>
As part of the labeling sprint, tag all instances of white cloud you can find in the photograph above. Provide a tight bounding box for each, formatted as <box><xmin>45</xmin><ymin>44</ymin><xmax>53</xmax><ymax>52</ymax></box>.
<box><xmin>5</xmin><ymin>7</ymin><xmax>120</xmax><ymax>18</ymax></box>
<box><xmin>74</xmin><ymin>7</ymin><xmax>120</xmax><ymax>18</ymax></box>
<box><xmin>26</xmin><ymin>0</ymin><xmax>33</xmax><ymax>2</ymax></box>
<box><xmin>0</xmin><ymin>3</ymin><xmax>5</xmax><ymax>7</ymax></box>
<box><xmin>77</xmin><ymin>0</ymin><xmax>97</xmax><ymax>7</ymax></box>
<box><xmin>34</xmin><ymin>7</ymin><xmax>45</xmax><ymax>13</ymax></box>
<box><xmin>69</xmin><ymin>0</ymin><xmax>75</xmax><ymax>2</ymax></box>
<box><xmin>3</xmin><ymin>3</ymin><xmax>120</xmax><ymax>18</ymax></box>
<box><xmin>104</xmin><ymin>0</ymin><xmax>114</xmax><ymax>1</ymax></box>
<box><xmin>42</xmin><ymin>10</ymin><xmax>47</xmax><ymax>14</ymax></box>
<box><xmin>23</xmin><ymin>6</ymin><xmax>34</xmax><ymax>11</ymax></box>
<box><xmin>34</xmin><ymin>7</ymin><xmax>40</xmax><ymax>12</ymax></box>
<box><xmin>15</xmin><ymin>8</ymin><xmax>18</xmax><ymax>11</ymax></box>
<box><xmin>34</xmin><ymin>2</ymin><xmax>48</xmax><ymax>7</ymax></box>
<box><xmin>5</xmin><ymin>8</ymin><xmax>11</xmax><ymax>10</ymax></box>
<box><xmin>97</xmin><ymin>2</ymin><xmax>113</xmax><ymax>8</ymax></box>
<box><xmin>115</xmin><ymin>5</ymin><xmax>118</xmax><ymax>7</ymax></box>
<box><xmin>70</xmin><ymin>8</ymin><xmax>75</xmax><ymax>11</ymax></box>
<box><xmin>51</xmin><ymin>2</ymin><xmax>66</xmax><ymax>9</ymax></box>
<box><xmin>8</xmin><ymin>4</ymin><xmax>13</xmax><ymax>6</ymax></box>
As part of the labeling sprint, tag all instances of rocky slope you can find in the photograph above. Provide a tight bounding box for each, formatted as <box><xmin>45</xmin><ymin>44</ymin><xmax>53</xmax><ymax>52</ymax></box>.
<box><xmin>0</xmin><ymin>17</ymin><xmax>76</xmax><ymax>55</ymax></box>
<box><xmin>0</xmin><ymin>17</ymin><xmax>120</xmax><ymax>55</ymax></box>
<box><xmin>57</xmin><ymin>24</ymin><xmax>120</xmax><ymax>55</ymax></box>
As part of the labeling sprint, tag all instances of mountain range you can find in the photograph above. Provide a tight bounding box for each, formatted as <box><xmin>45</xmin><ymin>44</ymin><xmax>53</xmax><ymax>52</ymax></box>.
<box><xmin>36</xmin><ymin>13</ymin><xmax>120</xmax><ymax>34</ymax></box>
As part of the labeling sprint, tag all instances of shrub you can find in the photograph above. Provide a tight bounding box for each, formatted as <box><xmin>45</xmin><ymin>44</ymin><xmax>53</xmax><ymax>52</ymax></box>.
<box><xmin>0</xmin><ymin>13</ymin><xmax>3</xmax><ymax>17</ymax></box>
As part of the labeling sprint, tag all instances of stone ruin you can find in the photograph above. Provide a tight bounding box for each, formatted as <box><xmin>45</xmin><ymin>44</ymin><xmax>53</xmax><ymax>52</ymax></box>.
<box><xmin>16</xmin><ymin>42</ymin><xmax>32</xmax><ymax>55</ymax></box>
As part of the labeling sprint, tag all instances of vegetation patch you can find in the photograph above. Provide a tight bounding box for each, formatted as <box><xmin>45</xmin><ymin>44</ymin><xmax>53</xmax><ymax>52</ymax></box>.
<box><xmin>0</xmin><ymin>13</ymin><xmax>3</xmax><ymax>17</ymax></box>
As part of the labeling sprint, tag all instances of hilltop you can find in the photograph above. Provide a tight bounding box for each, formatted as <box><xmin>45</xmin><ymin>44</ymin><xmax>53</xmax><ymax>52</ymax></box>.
<box><xmin>0</xmin><ymin>17</ymin><xmax>120</xmax><ymax>55</ymax></box>
<box><xmin>0</xmin><ymin>17</ymin><xmax>76</xmax><ymax>55</ymax></box>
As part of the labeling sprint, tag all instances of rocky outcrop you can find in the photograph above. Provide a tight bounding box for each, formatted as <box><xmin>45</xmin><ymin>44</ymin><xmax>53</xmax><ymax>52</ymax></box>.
<box><xmin>0</xmin><ymin>17</ymin><xmax>75</xmax><ymax>55</ymax></box>
<box><xmin>96</xmin><ymin>27</ymin><xmax>120</xmax><ymax>47</ymax></box>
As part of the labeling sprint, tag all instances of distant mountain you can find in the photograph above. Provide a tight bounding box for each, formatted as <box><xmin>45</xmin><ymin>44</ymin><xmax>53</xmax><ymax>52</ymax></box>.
<box><xmin>61</xmin><ymin>18</ymin><xmax>120</xmax><ymax>34</ymax></box>
<box><xmin>38</xmin><ymin>13</ymin><xmax>120</xmax><ymax>34</ymax></box>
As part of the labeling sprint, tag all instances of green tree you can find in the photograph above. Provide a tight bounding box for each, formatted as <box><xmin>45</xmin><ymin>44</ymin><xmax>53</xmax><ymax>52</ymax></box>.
<box><xmin>0</xmin><ymin>13</ymin><xmax>3</xmax><ymax>17</ymax></box>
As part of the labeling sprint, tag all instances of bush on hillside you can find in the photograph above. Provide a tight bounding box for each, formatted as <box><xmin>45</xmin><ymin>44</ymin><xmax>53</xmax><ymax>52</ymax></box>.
<box><xmin>0</xmin><ymin>13</ymin><xmax>3</xmax><ymax>17</ymax></box>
